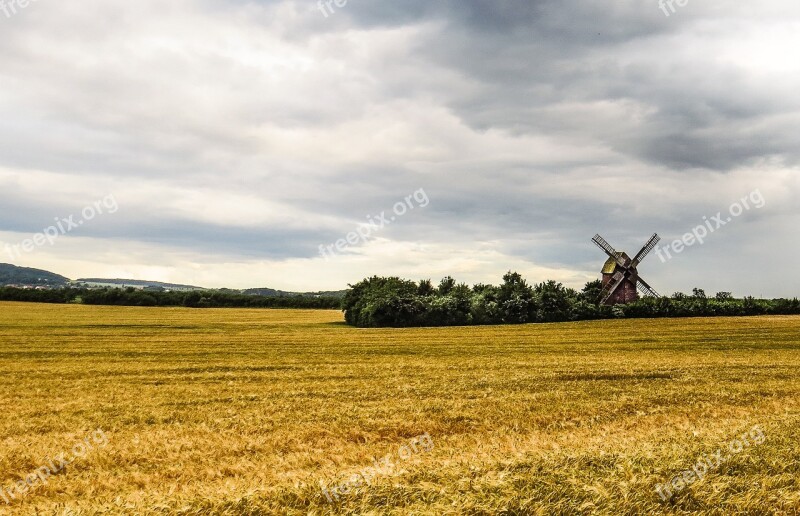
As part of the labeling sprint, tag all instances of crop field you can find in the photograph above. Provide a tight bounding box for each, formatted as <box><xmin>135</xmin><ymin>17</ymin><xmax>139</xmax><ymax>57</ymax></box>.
<box><xmin>1</xmin><ymin>302</ymin><xmax>799</xmax><ymax>514</ymax></box>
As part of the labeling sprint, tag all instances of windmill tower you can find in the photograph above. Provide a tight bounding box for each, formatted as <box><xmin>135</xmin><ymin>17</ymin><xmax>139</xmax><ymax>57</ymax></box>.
<box><xmin>591</xmin><ymin>233</ymin><xmax>662</xmax><ymax>305</ymax></box>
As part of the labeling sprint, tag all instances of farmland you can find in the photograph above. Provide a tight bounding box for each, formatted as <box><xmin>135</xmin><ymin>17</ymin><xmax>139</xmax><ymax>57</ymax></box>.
<box><xmin>1</xmin><ymin>302</ymin><xmax>799</xmax><ymax>514</ymax></box>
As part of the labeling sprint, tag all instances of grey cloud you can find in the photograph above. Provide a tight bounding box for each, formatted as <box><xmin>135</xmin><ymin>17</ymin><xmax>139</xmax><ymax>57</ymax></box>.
<box><xmin>0</xmin><ymin>0</ymin><xmax>797</xmax><ymax>294</ymax></box>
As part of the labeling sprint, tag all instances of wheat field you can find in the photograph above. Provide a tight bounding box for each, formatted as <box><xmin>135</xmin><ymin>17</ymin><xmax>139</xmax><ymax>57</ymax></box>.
<box><xmin>0</xmin><ymin>301</ymin><xmax>799</xmax><ymax>514</ymax></box>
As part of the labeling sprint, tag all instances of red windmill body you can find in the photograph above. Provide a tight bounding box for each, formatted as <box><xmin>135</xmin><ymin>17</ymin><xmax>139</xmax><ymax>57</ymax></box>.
<box><xmin>591</xmin><ymin>234</ymin><xmax>662</xmax><ymax>305</ymax></box>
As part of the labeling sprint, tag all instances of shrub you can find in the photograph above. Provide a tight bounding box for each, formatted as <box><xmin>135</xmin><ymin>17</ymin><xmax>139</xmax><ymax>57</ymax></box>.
<box><xmin>341</xmin><ymin>275</ymin><xmax>800</xmax><ymax>328</ymax></box>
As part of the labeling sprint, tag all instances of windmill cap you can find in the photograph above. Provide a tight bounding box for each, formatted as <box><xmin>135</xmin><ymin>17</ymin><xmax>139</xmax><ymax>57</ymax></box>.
<box><xmin>602</xmin><ymin>252</ymin><xmax>631</xmax><ymax>274</ymax></box>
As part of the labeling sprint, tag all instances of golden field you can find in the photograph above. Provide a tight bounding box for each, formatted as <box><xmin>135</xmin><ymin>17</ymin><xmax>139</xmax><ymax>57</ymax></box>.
<box><xmin>0</xmin><ymin>301</ymin><xmax>799</xmax><ymax>515</ymax></box>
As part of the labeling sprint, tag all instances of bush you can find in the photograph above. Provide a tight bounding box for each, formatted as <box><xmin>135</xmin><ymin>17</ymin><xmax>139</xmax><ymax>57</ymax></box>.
<box><xmin>0</xmin><ymin>286</ymin><xmax>341</xmax><ymax>310</ymax></box>
<box><xmin>340</xmin><ymin>275</ymin><xmax>800</xmax><ymax>328</ymax></box>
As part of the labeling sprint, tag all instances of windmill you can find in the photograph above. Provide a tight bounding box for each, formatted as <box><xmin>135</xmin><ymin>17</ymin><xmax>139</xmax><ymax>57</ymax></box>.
<box><xmin>591</xmin><ymin>233</ymin><xmax>661</xmax><ymax>305</ymax></box>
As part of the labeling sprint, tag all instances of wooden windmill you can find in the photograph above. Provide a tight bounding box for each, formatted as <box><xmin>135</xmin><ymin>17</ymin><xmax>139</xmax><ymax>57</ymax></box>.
<box><xmin>591</xmin><ymin>233</ymin><xmax>661</xmax><ymax>305</ymax></box>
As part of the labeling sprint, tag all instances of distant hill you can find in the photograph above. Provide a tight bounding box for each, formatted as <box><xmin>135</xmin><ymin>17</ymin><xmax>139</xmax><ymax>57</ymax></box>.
<box><xmin>0</xmin><ymin>263</ymin><xmax>70</xmax><ymax>287</ymax></box>
<box><xmin>75</xmin><ymin>280</ymin><xmax>345</xmax><ymax>297</ymax></box>
<box><xmin>242</xmin><ymin>287</ymin><xmax>347</xmax><ymax>298</ymax></box>
<box><xmin>0</xmin><ymin>264</ymin><xmax>344</xmax><ymax>297</ymax></box>
<box><xmin>75</xmin><ymin>278</ymin><xmax>205</xmax><ymax>292</ymax></box>
<box><xmin>74</xmin><ymin>281</ymin><xmax>344</xmax><ymax>297</ymax></box>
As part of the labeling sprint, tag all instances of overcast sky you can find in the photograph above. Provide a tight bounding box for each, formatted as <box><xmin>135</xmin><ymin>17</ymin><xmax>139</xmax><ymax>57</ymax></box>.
<box><xmin>0</xmin><ymin>0</ymin><xmax>798</xmax><ymax>296</ymax></box>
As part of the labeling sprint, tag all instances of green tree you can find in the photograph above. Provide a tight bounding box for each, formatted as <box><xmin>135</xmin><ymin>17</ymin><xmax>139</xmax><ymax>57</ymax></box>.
<box><xmin>417</xmin><ymin>279</ymin><xmax>435</xmax><ymax>297</ymax></box>
<box><xmin>580</xmin><ymin>280</ymin><xmax>604</xmax><ymax>305</ymax></box>
<box><xmin>534</xmin><ymin>280</ymin><xmax>572</xmax><ymax>322</ymax></box>
<box><xmin>437</xmin><ymin>276</ymin><xmax>456</xmax><ymax>296</ymax></box>
<box><xmin>497</xmin><ymin>271</ymin><xmax>536</xmax><ymax>324</ymax></box>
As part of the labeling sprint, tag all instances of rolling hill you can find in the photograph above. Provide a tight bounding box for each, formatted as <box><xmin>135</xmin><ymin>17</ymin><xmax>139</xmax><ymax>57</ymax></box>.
<box><xmin>0</xmin><ymin>263</ymin><xmax>70</xmax><ymax>287</ymax></box>
<box><xmin>0</xmin><ymin>263</ymin><xmax>344</xmax><ymax>297</ymax></box>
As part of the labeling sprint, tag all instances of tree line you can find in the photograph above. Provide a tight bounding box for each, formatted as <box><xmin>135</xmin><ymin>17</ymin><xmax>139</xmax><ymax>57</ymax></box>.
<box><xmin>342</xmin><ymin>273</ymin><xmax>800</xmax><ymax>327</ymax></box>
<box><xmin>4</xmin><ymin>277</ymin><xmax>798</xmax><ymax>323</ymax></box>
<box><xmin>0</xmin><ymin>287</ymin><xmax>342</xmax><ymax>309</ymax></box>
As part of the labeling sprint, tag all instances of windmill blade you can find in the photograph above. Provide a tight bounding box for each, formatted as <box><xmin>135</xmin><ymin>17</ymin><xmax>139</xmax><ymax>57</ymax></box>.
<box><xmin>592</xmin><ymin>234</ymin><xmax>627</xmax><ymax>267</ymax></box>
<box><xmin>600</xmin><ymin>272</ymin><xmax>626</xmax><ymax>304</ymax></box>
<box><xmin>631</xmin><ymin>233</ymin><xmax>661</xmax><ymax>267</ymax></box>
<box><xmin>635</xmin><ymin>276</ymin><xmax>660</xmax><ymax>297</ymax></box>
<box><xmin>591</xmin><ymin>234</ymin><xmax>618</xmax><ymax>258</ymax></box>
